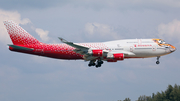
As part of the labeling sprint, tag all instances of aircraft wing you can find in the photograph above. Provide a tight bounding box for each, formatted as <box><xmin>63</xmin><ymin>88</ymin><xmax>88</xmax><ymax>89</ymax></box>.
<box><xmin>59</xmin><ymin>37</ymin><xmax>98</xmax><ymax>60</ymax></box>
<box><xmin>58</xmin><ymin>37</ymin><xmax>135</xmax><ymax>60</ymax></box>
<box><xmin>58</xmin><ymin>37</ymin><xmax>89</xmax><ymax>51</ymax></box>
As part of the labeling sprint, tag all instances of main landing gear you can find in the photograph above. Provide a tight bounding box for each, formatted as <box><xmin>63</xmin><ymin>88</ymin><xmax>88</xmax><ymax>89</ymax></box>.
<box><xmin>88</xmin><ymin>59</ymin><xmax>104</xmax><ymax>68</ymax></box>
<box><xmin>88</xmin><ymin>60</ymin><xmax>96</xmax><ymax>67</ymax></box>
<box><xmin>156</xmin><ymin>56</ymin><xmax>160</xmax><ymax>64</ymax></box>
<box><xmin>96</xmin><ymin>60</ymin><xmax>104</xmax><ymax>68</ymax></box>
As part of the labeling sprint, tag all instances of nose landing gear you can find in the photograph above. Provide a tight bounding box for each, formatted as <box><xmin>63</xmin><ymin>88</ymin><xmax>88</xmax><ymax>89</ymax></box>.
<box><xmin>156</xmin><ymin>56</ymin><xmax>160</xmax><ymax>64</ymax></box>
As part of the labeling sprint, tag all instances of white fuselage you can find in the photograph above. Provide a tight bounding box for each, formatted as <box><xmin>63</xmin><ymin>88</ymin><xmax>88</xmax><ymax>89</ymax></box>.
<box><xmin>101</xmin><ymin>39</ymin><xmax>173</xmax><ymax>59</ymax></box>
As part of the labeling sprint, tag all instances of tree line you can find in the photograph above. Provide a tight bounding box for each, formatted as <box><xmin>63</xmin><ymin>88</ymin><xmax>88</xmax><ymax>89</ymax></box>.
<box><xmin>118</xmin><ymin>84</ymin><xmax>180</xmax><ymax>101</ymax></box>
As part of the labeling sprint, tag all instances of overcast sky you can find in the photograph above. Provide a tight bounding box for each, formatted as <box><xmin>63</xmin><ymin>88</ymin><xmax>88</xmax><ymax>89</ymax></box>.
<box><xmin>0</xmin><ymin>0</ymin><xmax>180</xmax><ymax>101</ymax></box>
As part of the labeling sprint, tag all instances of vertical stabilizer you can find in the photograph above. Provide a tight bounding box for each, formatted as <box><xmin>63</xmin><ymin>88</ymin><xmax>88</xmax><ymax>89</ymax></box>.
<box><xmin>4</xmin><ymin>20</ymin><xmax>40</xmax><ymax>45</ymax></box>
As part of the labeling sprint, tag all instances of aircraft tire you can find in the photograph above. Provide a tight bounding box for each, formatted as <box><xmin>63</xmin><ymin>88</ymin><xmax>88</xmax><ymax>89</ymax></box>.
<box><xmin>88</xmin><ymin>64</ymin><xmax>91</xmax><ymax>67</ymax></box>
<box><xmin>156</xmin><ymin>61</ymin><xmax>160</xmax><ymax>64</ymax></box>
<box><xmin>96</xmin><ymin>64</ymin><xmax>101</xmax><ymax>68</ymax></box>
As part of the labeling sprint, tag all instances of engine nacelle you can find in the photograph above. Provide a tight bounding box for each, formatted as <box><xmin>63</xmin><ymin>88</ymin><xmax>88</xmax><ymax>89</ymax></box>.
<box><xmin>89</xmin><ymin>49</ymin><xmax>103</xmax><ymax>57</ymax></box>
<box><xmin>113</xmin><ymin>53</ymin><xmax>124</xmax><ymax>60</ymax></box>
<box><xmin>107</xmin><ymin>53</ymin><xmax>124</xmax><ymax>60</ymax></box>
<box><xmin>92</xmin><ymin>50</ymin><xmax>103</xmax><ymax>57</ymax></box>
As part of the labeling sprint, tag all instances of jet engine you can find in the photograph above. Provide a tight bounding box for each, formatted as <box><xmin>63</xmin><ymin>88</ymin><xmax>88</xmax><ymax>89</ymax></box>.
<box><xmin>88</xmin><ymin>49</ymin><xmax>103</xmax><ymax>57</ymax></box>
<box><xmin>113</xmin><ymin>53</ymin><xmax>124</xmax><ymax>60</ymax></box>
<box><xmin>107</xmin><ymin>53</ymin><xmax>124</xmax><ymax>60</ymax></box>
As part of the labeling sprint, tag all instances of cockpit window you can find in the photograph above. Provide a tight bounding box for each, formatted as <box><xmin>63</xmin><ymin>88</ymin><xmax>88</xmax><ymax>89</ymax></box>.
<box><xmin>158</xmin><ymin>40</ymin><xmax>166</xmax><ymax>44</ymax></box>
<box><xmin>153</xmin><ymin>39</ymin><xmax>169</xmax><ymax>46</ymax></box>
<box><xmin>158</xmin><ymin>39</ymin><xmax>168</xmax><ymax>44</ymax></box>
<box><xmin>158</xmin><ymin>40</ymin><xmax>162</xmax><ymax>44</ymax></box>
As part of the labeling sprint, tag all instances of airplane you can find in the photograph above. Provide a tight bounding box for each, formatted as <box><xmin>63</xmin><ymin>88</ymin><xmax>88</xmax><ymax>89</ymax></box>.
<box><xmin>3</xmin><ymin>20</ymin><xmax>176</xmax><ymax>68</ymax></box>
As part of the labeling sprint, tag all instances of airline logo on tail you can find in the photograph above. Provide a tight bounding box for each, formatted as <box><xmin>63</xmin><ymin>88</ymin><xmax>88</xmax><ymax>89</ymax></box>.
<box><xmin>4</xmin><ymin>21</ymin><xmax>40</xmax><ymax>45</ymax></box>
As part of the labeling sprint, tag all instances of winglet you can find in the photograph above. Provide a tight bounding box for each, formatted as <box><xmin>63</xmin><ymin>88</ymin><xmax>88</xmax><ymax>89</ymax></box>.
<box><xmin>58</xmin><ymin>37</ymin><xmax>68</xmax><ymax>43</ymax></box>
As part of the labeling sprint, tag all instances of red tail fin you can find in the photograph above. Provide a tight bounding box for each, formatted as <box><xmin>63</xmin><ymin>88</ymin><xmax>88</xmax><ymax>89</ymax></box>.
<box><xmin>4</xmin><ymin>20</ymin><xmax>40</xmax><ymax>45</ymax></box>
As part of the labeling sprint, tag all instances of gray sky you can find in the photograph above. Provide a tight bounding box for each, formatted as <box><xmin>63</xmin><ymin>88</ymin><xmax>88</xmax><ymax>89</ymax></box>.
<box><xmin>0</xmin><ymin>0</ymin><xmax>180</xmax><ymax>101</ymax></box>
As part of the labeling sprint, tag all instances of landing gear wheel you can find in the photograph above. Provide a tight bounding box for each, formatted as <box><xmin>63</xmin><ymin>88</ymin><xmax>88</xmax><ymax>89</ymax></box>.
<box><xmin>96</xmin><ymin>64</ymin><xmax>101</xmax><ymax>68</ymax></box>
<box><xmin>99</xmin><ymin>61</ymin><xmax>103</xmax><ymax>64</ymax></box>
<box><xmin>88</xmin><ymin>59</ymin><xmax>103</xmax><ymax>68</ymax></box>
<box><xmin>88</xmin><ymin>63</ymin><xmax>95</xmax><ymax>67</ymax></box>
<box><xmin>156</xmin><ymin>56</ymin><xmax>160</xmax><ymax>65</ymax></box>
<box><xmin>95</xmin><ymin>59</ymin><xmax>103</xmax><ymax>68</ymax></box>
<box><xmin>97</xmin><ymin>60</ymin><xmax>103</xmax><ymax>65</ymax></box>
<box><xmin>96</xmin><ymin>65</ymin><xmax>99</xmax><ymax>68</ymax></box>
<box><xmin>156</xmin><ymin>61</ymin><xmax>160</xmax><ymax>64</ymax></box>
<box><xmin>88</xmin><ymin>60</ymin><xmax>96</xmax><ymax>67</ymax></box>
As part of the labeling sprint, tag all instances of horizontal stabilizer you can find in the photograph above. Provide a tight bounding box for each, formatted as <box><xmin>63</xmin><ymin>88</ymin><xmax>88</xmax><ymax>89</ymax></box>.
<box><xmin>8</xmin><ymin>44</ymin><xmax>34</xmax><ymax>51</ymax></box>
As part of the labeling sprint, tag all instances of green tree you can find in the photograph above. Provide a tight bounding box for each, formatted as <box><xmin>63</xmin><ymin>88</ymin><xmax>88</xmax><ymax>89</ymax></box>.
<box><xmin>154</xmin><ymin>92</ymin><xmax>163</xmax><ymax>101</ymax></box>
<box><xmin>169</xmin><ymin>84</ymin><xmax>180</xmax><ymax>101</ymax></box>
<box><xmin>121</xmin><ymin>84</ymin><xmax>180</xmax><ymax>101</ymax></box>
<box><xmin>147</xmin><ymin>84</ymin><xmax>180</xmax><ymax>101</ymax></box>
<box><xmin>137</xmin><ymin>95</ymin><xmax>152</xmax><ymax>101</ymax></box>
<box><xmin>123</xmin><ymin>98</ymin><xmax>131</xmax><ymax>101</ymax></box>
<box><xmin>152</xmin><ymin>93</ymin><xmax>155</xmax><ymax>99</ymax></box>
<box><xmin>165</xmin><ymin>85</ymin><xmax>173</xmax><ymax>100</ymax></box>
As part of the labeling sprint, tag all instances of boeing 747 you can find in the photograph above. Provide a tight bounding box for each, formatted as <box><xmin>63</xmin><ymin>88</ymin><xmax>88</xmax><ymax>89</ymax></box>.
<box><xmin>4</xmin><ymin>21</ymin><xmax>176</xmax><ymax>67</ymax></box>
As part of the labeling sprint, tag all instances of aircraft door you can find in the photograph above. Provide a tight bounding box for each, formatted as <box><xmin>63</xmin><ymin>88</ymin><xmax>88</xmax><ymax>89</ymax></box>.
<box><xmin>138</xmin><ymin>39</ymin><xmax>142</xmax><ymax>45</ymax></box>
<box><xmin>130</xmin><ymin>46</ymin><xmax>133</xmax><ymax>52</ymax></box>
<box><xmin>152</xmin><ymin>45</ymin><xmax>156</xmax><ymax>51</ymax></box>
